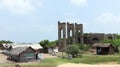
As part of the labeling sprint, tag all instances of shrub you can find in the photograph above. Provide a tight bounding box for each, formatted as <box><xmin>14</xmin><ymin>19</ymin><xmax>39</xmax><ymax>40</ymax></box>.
<box><xmin>79</xmin><ymin>44</ymin><xmax>91</xmax><ymax>51</ymax></box>
<box><xmin>65</xmin><ymin>45</ymin><xmax>80</xmax><ymax>58</ymax></box>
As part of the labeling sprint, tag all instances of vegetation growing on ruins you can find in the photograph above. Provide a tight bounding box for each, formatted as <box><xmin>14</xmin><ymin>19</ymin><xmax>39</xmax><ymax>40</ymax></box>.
<box><xmin>102</xmin><ymin>35</ymin><xmax>120</xmax><ymax>54</ymax></box>
<box><xmin>79</xmin><ymin>44</ymin><xmax>91</xmax><ymax>51</ymax></box>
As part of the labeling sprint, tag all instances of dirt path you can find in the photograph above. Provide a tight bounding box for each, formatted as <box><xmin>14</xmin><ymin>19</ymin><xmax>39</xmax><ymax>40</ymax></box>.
<box><xmin>58</xmin><ymin>63</ymin><xmax>120</xmax><ymax>67</ymax></box>
<box><xmin>0</xmin><ymin>53</ymin><xmax>8</xmax><ymax>63</ymax></box>
<box><xmin>42</xmin><ymin>53</ymin><xmax>57</xmax><ymax>59</ymax></box>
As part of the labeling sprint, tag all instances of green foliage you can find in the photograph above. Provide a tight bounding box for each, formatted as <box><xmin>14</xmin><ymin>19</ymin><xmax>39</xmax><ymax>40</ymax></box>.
<box><xmin>66</xmin><ymin>37</ymin><xmax>73</xmax><ymax>44</ymax></box>
<box><xmin>39</xmin><ymin>40</ymin><xmax>58</xmax><ymax>48</ymax></box>
<box><xmin>39</xmin><ymin>40</ymin><xmax>49</xmax><ymax>53</ymax></box>
<box><xmin>0</xmin><ymin>40</ymin><xmax>13</xmax><ymax>44</ymax></box>
<box><xmin>84</xmin><ymin>33</ymin><xmax>91</xmax><ymax>37</ymax></box>
<box><xmin>79</xmin><ymin>44</ymin><xmax>91</xmax><ymax>51</ymax></box>
<box><xmin>39</xmin><ymin>40</ymin><xmax>58</xmax><ymax>53</ymax></box>
<box><xmin>39</xmin><ymin>40</ymin><xmax>49</xmax><ymax>49</ymax></box>
<box><xmin>102</xmin><ymin>34</ymin><xmax>120</xmax><ymax>47</ymax></box>
<box><xmin>102</xmin><ymin>39</ymin><xmax>112</xmax><ymax>43</ymax></box>
<box><xmin>66</xmin><ymin>45</ymin><xmax>80</xmax><ymax>58</ymax></box>
<box><xmin>102</xmin><ymin>39</ymin><xmax>120</xmax><ymax>46</ymax></box>
<box><xmin>101</xmin><ymin>37</ymin><xmax>120</xmax><ymax>53</ymax></box>
<box><xmin>68</xmin><ymin>55</ymin><xmax>120</xmax><ymax>64</ymax></box>
<box><xmin>117</xmin><ymin>34</ymin><xmax>120</xmax><ymax>39</ymax></box>
<box><xmin>47</xmin><ymin>40</ymin><xmax>58</xmax><ymax>48</ymax></box>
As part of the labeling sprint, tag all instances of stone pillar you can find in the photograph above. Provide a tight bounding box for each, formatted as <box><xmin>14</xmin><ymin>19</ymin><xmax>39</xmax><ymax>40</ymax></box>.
<box><xmin>58</xmin><ymin>21</ymin><xmax>61</xmax><ymax>49</ymax></box>
<box><xmin>63</xmin><ymin>26</ymin><xmax>66</xmax><ymax>49</ymax></box>
<box><xmin>67</xmin><ymin>22</ymin><xmax>75</xmax><ymax>45</ymax></box>
<box><xmin>75</xmin><ymin>23</ymin><xmax>84</xmax><ymax>45</ymax></box>
<box><xmin>72</xmin><ymin>28</ymin><xmax>76</xmax><ymax>44</ymax></box>
<box><xmin>58</xmin><ymin>21</ymin><xmax>66</xmax><ymax>51</ymax></box>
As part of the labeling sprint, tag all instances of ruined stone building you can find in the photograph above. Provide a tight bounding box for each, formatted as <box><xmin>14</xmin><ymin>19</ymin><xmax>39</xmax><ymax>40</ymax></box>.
<box><xmin>58</xmin><ymin>21</ymin><xmax>83</xmax><ymax>51</ymax></box>
<box><xmin>58</xmin><ymin>21</ymin><xmax>117</xmax><ymax>51</ymax></box>
<box><xmin>83</xmin><ymin>33</ymin><xmax>116</xmax><ymax>45</ymax></box>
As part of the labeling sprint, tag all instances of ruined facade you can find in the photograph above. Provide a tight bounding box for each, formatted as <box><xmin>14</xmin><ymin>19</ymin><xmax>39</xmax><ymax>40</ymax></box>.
<box><xmin>83</xmin><ymin>33</ymin><xmax>117</xmax><ymax>45</ymax></box>
<box><xmin>58</xmin><ymin>21</ymin><xmax>83</xmax><ymax>51</ymax></box>
<box><xmin>58</xmin><ymin>21</ymin><xmax>66</xmax><ymax>51</ymax></box>
<box><xmin>58</xmin><ymin>21</ymin><xmax>117</xmax><ymax>51</ymax></box>
<box><xmin>67</xmin><ymin>23</ymin><xmax>75</xmax><ymax>45</ymax></box>
<box><xmin>75</xmin><ymin>23</ymin><xmax>83</xmax><ymax>44</ymax></box>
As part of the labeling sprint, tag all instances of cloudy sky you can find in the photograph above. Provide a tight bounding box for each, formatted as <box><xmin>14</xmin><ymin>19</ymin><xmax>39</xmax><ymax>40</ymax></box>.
<box><xmin>0</xmin><ymin>0</ymin><xmax>120</xmax><ymax>42</ymax></box>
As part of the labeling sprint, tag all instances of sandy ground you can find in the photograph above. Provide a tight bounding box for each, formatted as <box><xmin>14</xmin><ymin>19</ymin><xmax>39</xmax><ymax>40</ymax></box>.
<box><xmin>42</xmin><ymin>53</ymin><xmax>57</xmax><ymax>59</ymax></box>
<box><xmin>0</xmin><ymin>53</ymin><xmax>9</xmax><ymax>63</ymax></box>
<box><xmin>58</xmin><ymin>63</ymin><xmax>120</xmax><ymax>67</ymax></box>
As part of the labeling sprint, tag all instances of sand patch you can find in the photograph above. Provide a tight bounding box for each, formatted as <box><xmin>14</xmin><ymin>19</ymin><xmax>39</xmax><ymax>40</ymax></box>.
<box><xmin>58</xmin><ymin>63</ymin><xmax>120</xmax><ymax>67</ymax></box>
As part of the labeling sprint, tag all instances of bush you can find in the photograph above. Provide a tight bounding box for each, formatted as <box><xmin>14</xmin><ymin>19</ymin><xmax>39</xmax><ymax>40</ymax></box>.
<box><xmin>65</xmin><ymin>45</ymin><xmax>80</xmax><ymax>58</ymax></box>
<box><xmin>79</xmin><ymin>44</ymin><xmax>91</xmax><ymax>51</ymax></box>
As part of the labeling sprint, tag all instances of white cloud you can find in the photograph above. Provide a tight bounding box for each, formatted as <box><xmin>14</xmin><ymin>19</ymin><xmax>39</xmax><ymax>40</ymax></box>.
<box><xmin>0</xmin><ymin>0</ymin><xmax>43</xmax><ymax>15</ymax></box>
<box><xmin>93</xmin><ymin>13</ymin><xmax>120</xmax><ymax>33</ymax></box>
<box><xmin>61</xmin><ymin>12</ymin><xmax>83</xmax><ymax>23</ymax></box>
<box><xmin>95</xmin><ymin>13</ymin><xmax>120</xmax><ymax>24</ymax></box>
<box><xmin>70</xmin><ymin>0</ymin><xmax>87</xmax><ymax>7</ymax></box>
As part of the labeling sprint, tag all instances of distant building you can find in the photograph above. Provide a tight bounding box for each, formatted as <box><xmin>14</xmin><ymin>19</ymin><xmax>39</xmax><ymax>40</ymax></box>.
<box><xmin>93</xmin><ymin>43</ymin><xmax>115</xmax><ymax>55</ymax></box>
<box><xmin>8</xmin><ymin>46</ymin><xmax>37</xmax><ymax>62</ymax></box>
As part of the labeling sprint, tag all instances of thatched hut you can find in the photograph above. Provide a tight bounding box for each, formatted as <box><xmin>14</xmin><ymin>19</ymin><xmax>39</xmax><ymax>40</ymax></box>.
<box><xmin>8</xmin><ymin>46</ymin><xmax>37</xmax><ymax>62</ymax></box>
<box><xmin>93</xmin><ymin>43</ymin><xmax>115</xmax><ymax>55</ymax></box>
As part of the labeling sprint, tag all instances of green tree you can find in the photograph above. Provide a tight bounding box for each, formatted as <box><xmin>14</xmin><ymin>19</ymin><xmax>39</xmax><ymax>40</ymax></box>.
<box><xmin>47</xmin><ymin>40</ymin><xmax>58</xmax><ymax>48</ymax></box>
<box><xmin>0</xmin><ymin>40</ymin><xmax>13</xmax><ymax>44</ymax></box>
<box><xmin>102</xmin><ymin>39</ymin><xmax>120</xmax><ymax>53</ymax></box>
<box><xmin>39</xmin><ymin>40</ymin><xmax>49</xmax><ymax>48</ymax></box>
<box><xmin>66</xmin><ymin>45</ymin><xmax>80</xmax><ymax>58</ymax></box>
<box><xmin>39</xmin><ymin>40</ymin><xmax>58</xmax><ymax>53</ymax></box>
<box><xmin>39</xmin><ymin>40</ymin><xmax>49</xmax><ymax>53</ymax></box>
<box><xmin>79</xmin><ymin>44</ymin><xmax>91</xmax><ymax>51</ymax></box>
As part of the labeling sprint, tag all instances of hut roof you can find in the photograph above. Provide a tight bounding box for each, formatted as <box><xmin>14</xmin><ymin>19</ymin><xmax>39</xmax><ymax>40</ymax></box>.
<box><xmin>9</xmin><ymin>47</ymin><xmax>35</xmax><ymax>56</ymax></box>
<box><xmin>3</xmin><ymin>43</ymin><xmax>43</xmax><ymax>50</ymax></box>
<box><xmin>12</xmin><ymin>44</ymin><xmax>43</xmax><ymax>50</ymax></box>
<box><xmin>93</xmin><ymin>43</ymin><xmax>114</xmax><ymax>48</ymax></box>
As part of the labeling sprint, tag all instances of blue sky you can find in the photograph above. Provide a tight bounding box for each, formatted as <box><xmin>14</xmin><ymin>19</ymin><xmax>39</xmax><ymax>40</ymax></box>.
<box><xmin>0</xmin><ymin>0</ymin><xmax>120</xmax><ymax>42</ymax></box>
